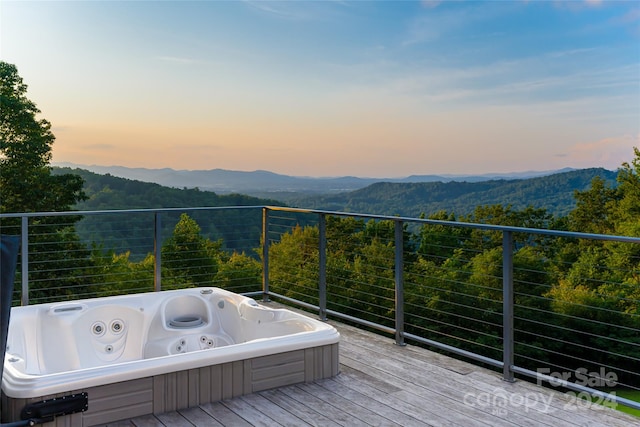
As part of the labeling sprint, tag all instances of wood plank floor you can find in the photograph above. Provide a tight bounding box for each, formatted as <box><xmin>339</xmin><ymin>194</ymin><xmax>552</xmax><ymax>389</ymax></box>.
<box><xmin>100</xmin><ymin>305</ymin><xmax>638</xmax><ymax>427</ymax></box>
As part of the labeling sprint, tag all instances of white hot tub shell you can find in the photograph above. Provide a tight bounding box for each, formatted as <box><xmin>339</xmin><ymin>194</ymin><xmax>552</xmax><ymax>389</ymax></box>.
<box><xmin>1</xmin><ymin>288</ymin><xmax>340</xmax><ymax>426</ymax></box>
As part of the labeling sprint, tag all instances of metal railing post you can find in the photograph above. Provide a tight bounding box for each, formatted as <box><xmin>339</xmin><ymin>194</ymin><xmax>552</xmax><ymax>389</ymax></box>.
<box><xmin>21</xmin><ymin>216</ymin><xmax>29</xmax><ymax>306</ymax></box>
<box><xmin>318</xmin><ymin>214</ymin><xmax>327</xmax><ymax>321</ymax></box>
<box><xmin>262</xmin><ymin>207</ymin><xmax>270</xmax><ymax>302</ymax></box>
<box><xmin>395</xmin><ymin>220</ymin><xmax>405</xmax><ymax>346</ymax></box>
<box><xmin>154</xmin><ymin>213</ymin><xmax>162</xmax><ymax>292</ymax></box>
<box><xmin>503</xmin><ymin>230</ymin><xmax>515</xmax><ymax>382</ymax></box>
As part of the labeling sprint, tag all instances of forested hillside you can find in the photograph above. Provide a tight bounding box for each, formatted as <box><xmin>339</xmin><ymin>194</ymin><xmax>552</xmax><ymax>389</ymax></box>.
<box><xmin>290</xmin><ymin>168</ymin><xmax>618</xmax><ymax>217</ymax></box>
<box><xmin>53</xmin><ymin>167</ymin><xmax>281</xmax><ymax>210</ymax></box>
<box><xmin>51</xmin><ymin>167</ymin><xmax>284</xmax><ymax>256</ymax></box>
<box><xmin>55</xmin><ymin>166</ymin><xmax>618</xmax><ymax>220</ymax></box>
<box><xmin>52</xmin><ymin>166</ymin><xmax>618</xmax><ymax>257</ymax></box>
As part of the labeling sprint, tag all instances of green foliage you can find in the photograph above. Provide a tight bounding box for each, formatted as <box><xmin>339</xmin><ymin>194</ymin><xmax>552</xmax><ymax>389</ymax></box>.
<box><xmin>264</xmin><ymin>150</ymin><xmax>640</xmax><ymax>388</ymax></box>
<box><xmin>418</xmin><ymin>211</ymin><xmax>468</xmax><ymax>264</ymax></box>
<box><xmin>90</xmin><ymin>248</ymin><xmax>154</xmax><ymax>297</ymax></box>
<box><xmin>214</xmin><ymin>252</ymin><xmax>261</xmax><ymax>294</ymax></box>
<box><xmin>24</xmin><ymin>222</ymin><xmax>96</xmax><ymax>304</ymax></box>
<box><xmin>268</xmin><ymin>225</ymin><xmax>320</xmax><ymax>304</ymax></box>
<box><xmin>0</xmin><ymin>62</ymin><xmax>85</xmax><ymax>215</ymax></box>
<box><xmin>161</xmin><ymin>213</ymin><xmax>219</xmax><ymax>288</ymax></box>
<box><xmin>614</xmin><ymin>147</ymin><xmax>640</xmax><ymax>237</ymax></box>
<box><xmin>569</xmin><ymin>176</ymin><xmax>619</xmax><ymax>234</ymax></box>
<box><xmin>85</xmin><ymin>213</ymin><xmax>262</xmax><ymax>297</ymax></box>
<box><xmin>293</xmin><ymin>168</ymin><xmax>618</xmax><ymax>218</ymax></box>
<box><xmin>52</xmin><ymin>167</ymin><xmax>277</xmax><ymax>257</ymax></box>
<box><xmin>1</xmin><ymin>62</ymin><xmax>89</xmax><ymax>302</ymax></box>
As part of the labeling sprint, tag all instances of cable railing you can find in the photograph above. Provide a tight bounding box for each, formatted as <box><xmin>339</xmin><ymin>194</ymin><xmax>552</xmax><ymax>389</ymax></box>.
<box><xmin>0</xmin><ymin>206</ymin><xmax>264</xmax><ymax>304</ymax></box>
<box><xmin>1</xmin><ymin>205</ymin><xmax>639</xmax><ymax>412</ymax></box>
<box><xmin>263</xmin><ymin>206</ymin><xmax>640</xmax><ymax>413</ymax></box>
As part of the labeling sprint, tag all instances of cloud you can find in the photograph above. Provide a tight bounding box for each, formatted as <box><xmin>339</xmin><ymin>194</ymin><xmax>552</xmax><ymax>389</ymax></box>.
<box><xmin>611</xmin><ymin>7</ymin><xmax>640</xmax><ymax>36</ymax></box>
<box><xmin>369</xmin><ymin>43</ymin><xmax>637</xmax><ymax>112</ymax></box>
<box><xmin>242</xmin><ymin>0</ymin><xmax>345</xmax><ymax>21</ymax></box>
<box><xmin>617</xmin><ymin>7</ymin><xmax>640</xmax><ymax>24</ymax></box>
<box><xmin>243</xmin><ymin>1</ymin><xmax>298</xmax><ymax>19</ymax></box>
<box><xmin>562</xmin><ymin>134</ymin><xmax>639</xmax><ymax>169</ymax></box>
<box><xmin>402</xmin><ymin>2</ymin><xmax>512</xmax><ymax>46</ymax></box>
<box><xmin>168</xmin><ymin>143</ymin><xmax>223</xmax><ymax>152</ymax></box>
<box><xmin>552</xmin><ymin>0</ymin><xmax>612</xmax><ymax>11</ymax></box>
<box><xmin>421</xmin><ymin>1</ymin><xmax>442</xmax><ymax>9</ymax></box>
<box><xmin>156</xmin><ymin>56</ymin><xmax>199</xmax><ymax>65</ymax></box>
<box><xmin>547</xmin><ymin>47</ymin><xmax>597</xmax><ymax>58</ymax></box>
<box><xmin>83</xmin><ymin>143</ymin><xmax>116</xmax><ymax>151</ymax></box>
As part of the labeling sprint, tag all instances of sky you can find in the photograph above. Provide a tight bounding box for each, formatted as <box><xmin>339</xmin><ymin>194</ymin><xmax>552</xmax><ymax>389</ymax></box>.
<box><xmin>1</xmin><ymin>0</ymin><xmax>639</xmax><ymax>178</ymax></box>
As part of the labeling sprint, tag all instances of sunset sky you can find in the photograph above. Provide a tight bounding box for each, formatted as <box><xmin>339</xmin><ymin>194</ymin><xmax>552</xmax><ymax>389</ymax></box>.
<box><xmin>1</xmin><ymin>0</ymin><xmax>638</xmax><ymax>177</ymax></box>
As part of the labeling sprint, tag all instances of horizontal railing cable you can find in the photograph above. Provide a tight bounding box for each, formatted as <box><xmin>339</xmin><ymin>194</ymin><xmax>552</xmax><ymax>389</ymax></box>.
<box><xmin>3</xmin><ymin>205</ymin><xmax>639</xmax><ymax>411</ymax></box>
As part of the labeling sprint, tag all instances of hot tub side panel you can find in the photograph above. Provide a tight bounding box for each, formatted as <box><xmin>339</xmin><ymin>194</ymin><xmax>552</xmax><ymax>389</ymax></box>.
<box><xmin>1</xmin><ymin>343</ymin><xmax>339</xmax><ymax>426</ymax></box>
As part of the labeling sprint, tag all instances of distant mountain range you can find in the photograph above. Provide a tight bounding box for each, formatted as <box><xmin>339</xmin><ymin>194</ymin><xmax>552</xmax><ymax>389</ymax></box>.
<box><xmin>52</xmin><ymin>163</ymin><xmax>618</xmax><ymax>218</ymax></box>
<box><xmin>288</xmin><ymin>168</ymin><xmax>618</xmax><ymax>218</ymax></box>
<box><xmin>53</xmin><ymin>162</ymin><xmax>579</xmax><ymax>196</ymax></box>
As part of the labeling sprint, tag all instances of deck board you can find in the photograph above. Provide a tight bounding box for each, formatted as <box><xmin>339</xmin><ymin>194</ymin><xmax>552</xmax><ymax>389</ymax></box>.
<box><xmin>97</xmin><ymin>306</ymin><xmax>638</xmax><ymax>427</ymax></box>
<box><xmin>239</xmin><ymin>393</ymin><xmax>310</xmax><ymax>427</ymax></box>
<box><xmin>177</xmin><ymin>406</ymin><xmax>224</xmax><ymax>427</ymax></box>
<box><xmin>153</xmin><ymin>411</ymin><xmax>192</xmax><ymax>427</ymax></box>
<box><xmin>276</xmin><ymin>383</ymin><xmax>366</xmax><ymax>426</ymax></box>
<box><xmin>259</xmin><ymin>388</ymin><xmax>341</xmax><ymax>427</ymax></box>
<box><xmin>199</xmin><ymin>402</ymin><xmax>254</xmax><ymax>427</ymax></box>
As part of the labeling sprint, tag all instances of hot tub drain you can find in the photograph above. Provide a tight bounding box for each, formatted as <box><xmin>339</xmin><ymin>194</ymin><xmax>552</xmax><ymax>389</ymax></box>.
<box><xmin>168</xmin><ymin>315</ymin><xmax>204</xmax><ymax>328</ymax></box>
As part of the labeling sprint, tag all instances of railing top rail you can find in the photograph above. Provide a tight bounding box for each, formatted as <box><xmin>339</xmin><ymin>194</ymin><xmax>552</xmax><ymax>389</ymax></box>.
<box><xmin>0</xmin><ymin>205</ymin><xmax>265</xmax><ymax>218</ymax></box>
<box><xmin>1</xmin><ymin>205</ymin><xmax>639</xmax><ymax>244</ymax></box>
<box><xmin>264</xmin><ymin>206</ymin><xmax>640</xmax><ymax>244</ymax></box>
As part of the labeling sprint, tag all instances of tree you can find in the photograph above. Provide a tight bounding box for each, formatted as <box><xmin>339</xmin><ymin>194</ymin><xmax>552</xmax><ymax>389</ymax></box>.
<box><xmin>568</xmin><ymin>176</ymin><xmax>618</xmax><ymax>235</ymax></box>
<box><xmin>268</xmin><ymin>224</ymin><xmax>320</xmax><ymax>303</ymax></box>
<box><xmin>162</xmin><ymin>213</ymin><xmax>219</xmax><ymax>288</ymax></box>
<box><xmin>214</xmin><ymin>252</ymin><xmax>261</xmax><ymax>294</ymax></box>
<box><xmin>0</xmin><ymin>62</ymin><xmax>85</xmax><ymax>214</ymax></box>
<box><xmin>418</xmin><ymin>210</ymin><xmax>470</xmax><ymax>264</ymax></box>
<box><xmin>613</xmin><ymin>147</ymin><xmax>640</xmax><ymax>237</ymax></box>
<box><xmin>1</xmin><ymin>62</ymin><xmax>90</xmax><ymax>303</ymax></box>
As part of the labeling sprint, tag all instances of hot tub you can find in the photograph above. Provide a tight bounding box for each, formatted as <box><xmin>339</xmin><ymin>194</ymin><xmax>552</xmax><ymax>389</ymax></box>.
<box><xmin>1</xmin><ymin>288</ymin><xmax>340</xmax><ymax>426</ymax></box>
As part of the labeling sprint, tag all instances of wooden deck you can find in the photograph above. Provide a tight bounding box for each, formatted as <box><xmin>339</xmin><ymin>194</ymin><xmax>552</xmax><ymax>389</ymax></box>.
<box><xmin>99</xmin><ymin>305</ymin><xmax>637</xmax><ymax>427</ymax></box>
